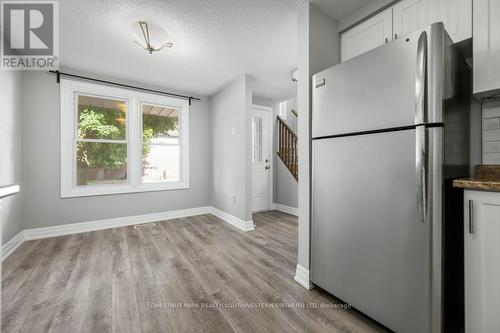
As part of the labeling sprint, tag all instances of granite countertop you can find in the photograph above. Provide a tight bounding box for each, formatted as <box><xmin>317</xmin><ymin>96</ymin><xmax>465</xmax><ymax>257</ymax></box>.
<box><xmin>453</xmin><ymin>165</ymin><xmax>500</xmax><ymax>191</ymax></box>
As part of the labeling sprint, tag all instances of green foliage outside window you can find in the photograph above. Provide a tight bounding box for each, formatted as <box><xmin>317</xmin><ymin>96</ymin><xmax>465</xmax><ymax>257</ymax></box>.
<box><xmin>76</xmin><ymin>106</ymin><xmax>177</xmax><ymax>182</ymax></box>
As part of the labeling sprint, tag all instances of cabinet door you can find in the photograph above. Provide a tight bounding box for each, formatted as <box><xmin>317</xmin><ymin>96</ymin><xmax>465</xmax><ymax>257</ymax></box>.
<box><xmin>474</xmin><ymin>0</ymin><xmax>500</xmax><ymax>96</ymax></box>
<box><xmin>464</xmin><ymin>191</ymin><xmax>500</xmax><ymax>333</ymax></box>
<box><xmin>393</xmin><ymin>0</ymin><xmax>429</xmax><ymax>40</ymax></box>
<box><xmin>340</xmin><ymin>8</ymin><xmax>392</xmax><ymax>62</ymax></box>
<box><xmin>432</xmin><ymin>0</ymin><xmax>472</xmax><ymax>43</ymax></box>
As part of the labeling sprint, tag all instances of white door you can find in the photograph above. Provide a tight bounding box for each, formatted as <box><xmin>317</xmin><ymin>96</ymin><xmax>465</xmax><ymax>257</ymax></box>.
<box><xmin>464</xmin><ymin>191</ymin><xmax>500</xmax><ymax>333</ymax></box>
<box><xmin>341</xmin><ymin>8</ymin><xmax>393</xmax><ymax>62</ymax></box>
<box><xmin>393</xmin><ymin>0</ymin><xmax>429</xmax><ymax>40</ymax></box>
<box><xmin>252</xmin><ymin>107</ymin><xmax>271</xmax><ymax>212</ymax></box>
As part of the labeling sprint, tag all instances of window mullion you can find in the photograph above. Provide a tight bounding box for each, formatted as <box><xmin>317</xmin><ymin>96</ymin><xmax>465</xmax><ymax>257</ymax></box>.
<box><xmin>128</xmin><ymin>97</ymin><xmax>141</xmax><ymax>188</ymax></box>
<box><xmin>146</xmin><ymin>143</ymin><xmax>180</xmax><ymax>147</ymax></box>
<box><xmin>77</xmin><ymin>138</ymin><xmax>127</xmax><ymax>144</ymax></box>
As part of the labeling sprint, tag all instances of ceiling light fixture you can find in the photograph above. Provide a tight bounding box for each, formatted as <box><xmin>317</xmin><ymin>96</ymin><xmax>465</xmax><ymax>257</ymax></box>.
<box><xmin>134</xmin><ymin>21</ymin><xmax>173</xmax><ymax>54</ymax></box>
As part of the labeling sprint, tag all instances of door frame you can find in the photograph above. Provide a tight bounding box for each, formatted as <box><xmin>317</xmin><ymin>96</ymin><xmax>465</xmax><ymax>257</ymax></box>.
<box><xmin>252</xmin><ymin>104</ymin><xmax>274</xmax><ymax>212</ymax></box>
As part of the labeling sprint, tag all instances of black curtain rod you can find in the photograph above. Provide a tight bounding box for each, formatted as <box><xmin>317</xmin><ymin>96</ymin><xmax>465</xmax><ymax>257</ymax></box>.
<box><xmin>49</xmin><ymin>70</ymin><xmax>201</xmax><ymax>105</ymax></box>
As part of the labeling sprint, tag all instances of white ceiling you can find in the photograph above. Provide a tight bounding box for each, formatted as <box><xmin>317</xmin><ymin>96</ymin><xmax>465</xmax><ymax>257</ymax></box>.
<box><xmin>310</xmin><ymin>0</ymin><xmax>371</xmax><ymax>20</ymax></box>
<box><xmin>59</xmin><ymin>0</ymin><xmax>302</xmax><ymax>101</ymax></box>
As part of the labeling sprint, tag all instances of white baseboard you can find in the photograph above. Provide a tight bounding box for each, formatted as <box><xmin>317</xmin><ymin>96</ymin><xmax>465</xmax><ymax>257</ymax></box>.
<box><xmin>294</xmin><ymin>264</ymin><xmax>313</xmax><ymax>290</ymax></box>
<box><xmin>2</xmin><ymin>205</ymin><xmax>257</xmax><ymax>261</ymax></box>
<box><xmin>275</xmin><ymin>203</ymin><xmax>299</xmax><ymax>217</ymax></box>
<box><xmin>210</xmin><ymin>207</ymin><xmax>255</xmax><ymax>231</ymax></box>
<box><xmin>2</xmin><ymin>231</ymin><xmax>25</xmax><ymax>262</ymax></box>
<box><xmin>23</xmin><ymin>207</ymin><xmax>212</xmax><ymax>240</ymax></box>
<box><xmin>23</xmin><ymin>206</ymin><xmax>212</xmax><ymax>240</ymax></box>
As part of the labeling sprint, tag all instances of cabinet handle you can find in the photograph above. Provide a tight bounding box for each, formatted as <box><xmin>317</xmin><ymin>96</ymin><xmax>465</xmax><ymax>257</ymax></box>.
<box><xmin>468</xmin><ymin>200</ymin><xmax>474</xmax><ymax>234</ymax></box>
<box><xmin>394</xmin><ymin>33</ymin><xmax>398</xmax><ymax>39</ymax></box>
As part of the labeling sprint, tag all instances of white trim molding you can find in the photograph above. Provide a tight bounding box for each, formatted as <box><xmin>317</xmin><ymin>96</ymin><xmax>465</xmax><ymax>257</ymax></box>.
<box><xmin>210</xmin><ymin>207</ymin><xmax>255</xmax><ymax>232</ymax></box>
<box><xmin>294</xmin><ymin>264</ymin><xmax>313</xmax><ymax>290</ymax></box>
<box><xmin>2</xmin><ymin>231</ymin><xmax>25</xmax><ymax>262</ymax></box>
<box><xmin>23</xmin><ymin>206</ymin><xmax>211</xmax><ymax>240</ymax></box>
<box><xmin>275</xmin><ymin>203</ymin><xmax>299</xmax><ymax>217</ymax></box>
<box><xmin>2</xmin><ymin>205</ymin><xmax>256</xmax><ymax>261</ymax></box>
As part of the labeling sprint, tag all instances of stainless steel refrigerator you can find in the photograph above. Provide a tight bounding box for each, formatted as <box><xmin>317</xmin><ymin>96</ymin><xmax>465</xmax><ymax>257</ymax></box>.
<box><xmin>311</xmin><ymin>23</ymin><xmax>470</xmax><ymax>333</ymax></box>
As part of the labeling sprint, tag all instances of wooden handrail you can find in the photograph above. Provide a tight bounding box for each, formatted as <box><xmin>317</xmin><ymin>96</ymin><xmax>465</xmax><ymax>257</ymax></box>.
<box><xmin>277</xmin><ymin>116</ymin><xmax>298</xmax><ymax>181</ymax></box>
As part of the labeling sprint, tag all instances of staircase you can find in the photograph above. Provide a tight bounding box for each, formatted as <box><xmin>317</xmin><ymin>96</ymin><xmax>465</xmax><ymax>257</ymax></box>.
<box><xmin>277</xmin><ymin>116</ymin><xmax>298</xmax><ymax>181</ymax></box>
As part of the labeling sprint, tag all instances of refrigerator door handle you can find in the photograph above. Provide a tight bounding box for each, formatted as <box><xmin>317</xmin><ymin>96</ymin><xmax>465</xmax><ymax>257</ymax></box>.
<box><xmin>416</xmin><ymin>125</ymin><xmax>427</xmax><ymax>223</ymax></box>
<box><xmin>415</xmin><ymin>31</ymin><xmax>428</xmax><ymax>224</ymax></box>
<box><xmin>415</xmin><ymin>31</ymin><xmax>427</xmax><ymax>125</ymax></box>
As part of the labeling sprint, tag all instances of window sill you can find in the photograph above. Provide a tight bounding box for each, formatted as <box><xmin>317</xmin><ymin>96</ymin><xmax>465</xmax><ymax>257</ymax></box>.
<box><xmin>61</xmin><ymin>182</ymin><xmax>190</xmax><ymax>198</ymax></box>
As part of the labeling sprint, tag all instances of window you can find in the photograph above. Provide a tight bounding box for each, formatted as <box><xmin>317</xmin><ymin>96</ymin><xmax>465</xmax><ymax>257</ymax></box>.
<box><xmin>142</xmin><ymin>103</ymin><xmax>180</xmax><ymax>183</ymax></box>
<box><xmin>61</xmin><ymin>79</ymin><xmax>189</xmax><ymax>198</ymax></box>
<box><xmin>76</xmin><ymin>95</ymin><xmax>128</xmax><ymax>186</ymax></box>
<box><xmin>252</xmin><ymin>116</ymin><xmax>263</xmax><ymax>163</ymax></box>
<box><xmin>279</xmin><ymin>100</ymin><xmax>287</xmax><ymax>120</ymax></box>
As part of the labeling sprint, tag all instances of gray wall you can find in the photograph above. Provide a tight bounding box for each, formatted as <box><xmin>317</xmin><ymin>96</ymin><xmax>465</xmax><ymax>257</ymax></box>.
<box><xmin>21</xmin><ymin>71</ymin><xmax>212</xmax><ymax>229</ymax></box>
<box><xmin>211</xmin><ymin>75</ymin><xmax>253</xmax><ymax>221</ymax></box>
<box><xmin>1</xmin><ymin>72</ymin><xmax>23</xmax><ymax>244</ymax></box>
<box><xmin>275</xmin><ymin>159</ymin><xmax>298</xmax><ymax>208</ymax></box>
<box><xmin>252</xmin><ymin>96</ymin><xmax>273</xmax><ymax>108</ymax></box>
<box><xmin>297</xmin><ymin>2</ymin><xmax>340</xmax><ymax>271</ymax></box>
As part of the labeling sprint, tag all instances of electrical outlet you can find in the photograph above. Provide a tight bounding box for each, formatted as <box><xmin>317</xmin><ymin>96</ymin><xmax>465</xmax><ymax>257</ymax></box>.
<box><xmin>232</xmin><ymin>195</ymin><xmax>236</xmax><ymax>204</ymax></box>
<box><xmin>231</xmin><ymin>127</ymin><xmax>235</xmax><ymax>135</ymax></box>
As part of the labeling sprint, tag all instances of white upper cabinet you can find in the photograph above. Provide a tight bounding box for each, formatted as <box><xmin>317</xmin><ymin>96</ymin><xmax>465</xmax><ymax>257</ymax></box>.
<box><xmin>473</xmin><ymin>0</ymin><xmax>500</xmax><ymax>97</ymax></box>
<box><xmin>340</xmin><ymin>0</ymin><xmax>472</xmax><ymax>62</ymax></box>
<box><xmin>341</xmin><ymin>8</ymin><xmax>393</xmax><ymax>62</ymax></box>
<box><xmin>392</xmin><ymin>0</ymin><xmax>472</xmax><ymax>43</ymax></box>
<box><xmin>433</xmin><ymin>0</ymin><xmax>472</xmax><ymax>43</ymax></box>
<box><xmin>393</xmin><ymin>0</ymin><xmax>429</xmax><ymax>40</ymax></box>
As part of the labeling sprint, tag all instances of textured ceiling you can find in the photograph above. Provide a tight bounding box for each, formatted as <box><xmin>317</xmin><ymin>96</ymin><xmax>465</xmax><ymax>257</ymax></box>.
<box><xmin>310</xmin><ymin>0</ymin><xmax>371</xmax><ymax>20</ymax></box>
<box><xmin>58</xmin><ymin>0</ymin><xmax>302</xmax><ymax>101</ymax></box>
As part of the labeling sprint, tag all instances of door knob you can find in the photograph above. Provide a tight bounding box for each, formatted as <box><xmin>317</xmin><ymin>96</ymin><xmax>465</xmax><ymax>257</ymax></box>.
<box><xmin>265</xmin><ymin>166</ymin><xmax>270</xmax><ymax>170</ymax></box>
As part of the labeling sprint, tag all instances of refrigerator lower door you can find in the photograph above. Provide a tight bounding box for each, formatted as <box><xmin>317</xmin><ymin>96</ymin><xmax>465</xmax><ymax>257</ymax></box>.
<box><xmin>312</xmin><ymin>129</ymin><xmax>434</xmax><ymax>333</ymax></box>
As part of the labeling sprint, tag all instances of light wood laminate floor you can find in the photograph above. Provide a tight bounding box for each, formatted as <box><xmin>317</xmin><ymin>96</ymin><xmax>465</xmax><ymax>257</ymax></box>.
<box><xmin>2</xmin><ymin>211</ymin><xmax>386</xmax><ymax>333</ymax></box>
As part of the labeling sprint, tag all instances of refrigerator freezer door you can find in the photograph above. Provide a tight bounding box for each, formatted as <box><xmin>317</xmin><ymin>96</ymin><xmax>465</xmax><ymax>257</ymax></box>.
<box><xmin>312</xmin><ymin>28</ymin><xmax>427</xmax><ymax>138</ymax></box>
<box><xmin>312</xmin><ymin>129</ymin><xmax>432</xmax><ymax>333</ymax></box>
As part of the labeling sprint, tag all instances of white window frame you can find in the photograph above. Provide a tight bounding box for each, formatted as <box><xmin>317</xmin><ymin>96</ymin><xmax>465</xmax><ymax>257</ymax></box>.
<box><xmin>60</xmin><ymin>79</ymin><xmax>190</xmax><ymax>198</ymax></box>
